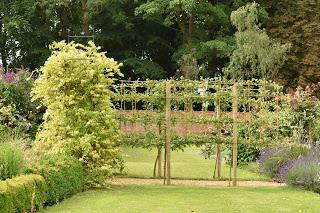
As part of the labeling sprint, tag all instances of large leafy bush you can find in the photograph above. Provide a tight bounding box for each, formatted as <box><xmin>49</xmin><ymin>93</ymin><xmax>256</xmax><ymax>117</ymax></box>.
<box><xmin>34</xmin><ymin>154</ymin><xmax>84</xmax><ymax>205</ymax></box>
<box><xmin>32</xmin><ymin>41</ymin><xmax>124</xmax><ymax>186</ymax></box>
<box><xmin>225</xmin><ymin>144</ymin><xmax>260</xmax><ymax>166</ymax></box>
<box><xmin>0</xmin><ymin>143</ymin><xmax>23</xmax><ymax>180</ymax></box>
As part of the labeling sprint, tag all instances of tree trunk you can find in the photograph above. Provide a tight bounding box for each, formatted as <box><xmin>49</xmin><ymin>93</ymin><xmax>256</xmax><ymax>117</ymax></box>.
<box><xmin>153</xmin><ymin>154</ymin><xmax>158</xmax><ymax>177</ymax></box>
<box><xmin>177</xmin><ymin>15</ymin><xmax>187</xmax><ymax>43</ymax></box>
<box><xmin>215</xmin><ymin>145</ymin><xmax>221</xmax><ymax>178</ymax></box>
<box><xmin>81</xmin><ymin>0</ymin><xmax>90</xmax><ymax>35</ymax></box>
<box><xmin>187</xmin><ymin>16</ymin><xmax>194</xmax><ymax>43</ymax></box>
<box><xmin>153</xmin><ymin>149</ymin><xmax>162</xmax><ymax>177</ymax></box>
<box><xmin>177</xmin><ymin>15</ymin><xmax>195</xmax><ymax>44</ymax></box>
<box><xmin>60</xmin><ymin>6</ymin><xmax>69</xmax><ymax>40</ymax></box>
<box><xmin>176</xmin><ymin>2</ymin><xmax>188</xmax><ymax>44</ymax></box>
<box><xmin>157</xmin><ymin>148</ymin><xmax>162</xmax><ymax>177</ymax></box>
<box><xmin>0</xmin><ymin>49</ymin><xmax>7</xmax><ymax>71</ymax></box>
<box><xmin>0</xmin><ymin>24</ymin><xmax>8</xmax><ymax>70</ymax></box>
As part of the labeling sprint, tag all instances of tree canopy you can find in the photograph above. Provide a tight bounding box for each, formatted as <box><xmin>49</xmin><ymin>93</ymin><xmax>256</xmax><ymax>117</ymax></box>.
<box><xmin>0</xmin><ymin>0</ymin><xmax>319</xmax><ymax>87</ymax></box>
<box><xmin>226</xmin><ymin>2</ymin><xmax>289</xmax><ymax>80</ymax></box>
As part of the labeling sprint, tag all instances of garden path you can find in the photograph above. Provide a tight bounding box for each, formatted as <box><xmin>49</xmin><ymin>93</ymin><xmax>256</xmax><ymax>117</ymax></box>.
<box><xmin>110</xmin><ymin>178</ymin><xmax>284</xmax><ymax>186</ymax></box>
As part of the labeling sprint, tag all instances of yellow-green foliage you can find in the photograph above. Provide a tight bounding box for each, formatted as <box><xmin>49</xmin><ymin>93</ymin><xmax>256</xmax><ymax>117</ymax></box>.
<box><xmin>0</xmin><ymin>99</ymin><xmax>17</xmax><ymax>132</ymax></box>
<box><xmin>0</xmin><ymin>100</ymin><xmax>15</xmax><ymax>124</ymax></box>
<box><xmin>0</xmin><ymin>174</ymin><xmax>46</xmax><ymax>213</ymax></box>
<box><xmin>32</xmin><ymin>41</ymin><xmax>123</xmax><ymax>186</ymax></box>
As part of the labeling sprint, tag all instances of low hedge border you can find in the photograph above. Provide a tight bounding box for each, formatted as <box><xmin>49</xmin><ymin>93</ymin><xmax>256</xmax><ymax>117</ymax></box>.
<box><xmin>0</xmin><ymin>174</ymin><xmax>46</xmax><ymax>213</ymax></box>
<box><xmin>34</xmin><ymin>154</ymin><xmax>84</xmax><ymax>205</ymax></box>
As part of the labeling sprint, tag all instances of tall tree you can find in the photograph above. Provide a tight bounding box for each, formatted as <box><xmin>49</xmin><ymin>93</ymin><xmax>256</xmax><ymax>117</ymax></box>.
<box><xmin>81</xmin><ymin>0</ymin><xmax>90</xmax><ymax>35</ymax></box>
<box><xmin>90</xmin><ymin>0</ymin><xmax>178</xmax><ymax>79</ymax></box>
<box><xmin>135</xmin><ymin>0</ymin><xmax>251</xmax><ymax>78</ymax></box>
<box><xmin>261</xmin><ymin>0</ymin><xmax>320</xmax><ymax>87</ymax></box>
<box><xmin>0</xmin><ymin>0</ymin><xmax>83</xmax><ymax>69</ymax></box>
<box><xmin>225</xmin><ymin>2</ymin><xmax>289</xmax><ymax>80</ymax></box>
<box><xmin>0</xmin><ymin>0</ymin><xmax>35</xmax><ymax>69</ymax></box>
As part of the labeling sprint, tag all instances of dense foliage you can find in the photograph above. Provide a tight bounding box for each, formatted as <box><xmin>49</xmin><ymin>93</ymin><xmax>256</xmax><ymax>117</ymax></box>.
<box><xmin>0</xmin><ymin>0</ymin><xmax>319</xmax><ymax>202</ymax></box>
<box><xmin>262</xmin><ymin>0</ymin><xmax>320</xmax><ymax>87</ymax></box>
<box><xmin>1</xmin><ymin>0</ymin><xmax>318</xmax><ymax>86</ymax></box>
<box><xmin>226</xmin><ymin>2</ymin><xmax>289</xmax><ymax>80</ymax></box>
<box><xmin>113</xmin><ymin>78</ymin><xmax>283</xmax><ymax>151</ymax></box>
<box><xmin>255</xmin><ymin>83</ymin><xmax>320</xmax><ymax>195</ymax></box>
<box><xmin>34</xmin><ymin>154</ymin><xmax>84</xmax><ymax>205</ymax></box>
<box><xmin>0</xmin><ymin>69</ymin><xmax>42</xmax><ymax>137</ymax></box>
<box><xmin>135</xmin><ymin>0</ymin><xmax>239</xmax><ymax>78</ymax></box>
<box><xmin>0</xmin><ymin>174</ymin><xmax>46</xmax><ymax>213</ymax></box>
<box><xmin>225</xmin><ymin>144</ymin><xmax>260</xmax><ymax>166</ymax></box>
<box><xmin>32</xmin><ymin>41</ymin><xmax>123</xmax><ymax>186</ymax></box>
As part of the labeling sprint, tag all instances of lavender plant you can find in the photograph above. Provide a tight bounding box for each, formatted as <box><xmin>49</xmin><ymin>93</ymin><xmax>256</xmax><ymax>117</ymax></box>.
<box><xmin>286</xmin><ymin>152</ymin><xmax>320</xmax><ymax>193</ymax></box>
<box><xmin>277</xmin><ymin>158</ymin><xmax>297</xmax><ymax>182</ymax></box>
<box><xmin>259</xmin><ymin>145</ymin><xmax>309</xmax><ymax>179</ymax></box>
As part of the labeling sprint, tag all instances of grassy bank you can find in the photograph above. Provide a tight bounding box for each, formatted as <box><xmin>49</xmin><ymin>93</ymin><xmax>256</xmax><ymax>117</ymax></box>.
<box><xmin>43</xmin><ymin>185</ymin><xmax>320</xmax><ymax>213</ymax></box>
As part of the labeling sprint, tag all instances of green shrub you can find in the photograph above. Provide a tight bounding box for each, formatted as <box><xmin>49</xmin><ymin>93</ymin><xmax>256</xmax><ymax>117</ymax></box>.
<box><xmin>262</xmin><ymin>145</ymin><xmax>309</xmax><ymax>178</ymax></box>
<box><xmin>34</xmin><ymin>153</ymin><xmax>84</xmax><ymax>205</ymax></box>
<box><xmin>0</xmin><ymin>143</ymin><xmax>23</xmax><ymax>180</ymax></box>
<box><xmin>225</xmin><ymin>144</ymin><xmax>260</xmax><ymax>166</ymax></box>
<box><xmin>0</xmin><ymin>174</ymin><xmax>46</xmax><ymax>213</ymax></box>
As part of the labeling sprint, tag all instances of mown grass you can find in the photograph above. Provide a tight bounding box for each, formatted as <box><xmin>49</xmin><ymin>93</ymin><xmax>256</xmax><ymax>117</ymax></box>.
<box><xmin>120</xmin><ymin>147</ymin><xmax>269</xmax><ymax>181</ymax></box>
<box><xmin>43</xmin><ymin>185</ymin><xmax>320</xmax><ymax>213</ymax></box>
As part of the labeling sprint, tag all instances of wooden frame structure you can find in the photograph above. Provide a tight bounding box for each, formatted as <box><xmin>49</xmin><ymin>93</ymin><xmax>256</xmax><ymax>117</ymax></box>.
<box><xmin>112</xmin><ymin>79</ymin><xmax>283</xmax><ymax>186</ymax></box>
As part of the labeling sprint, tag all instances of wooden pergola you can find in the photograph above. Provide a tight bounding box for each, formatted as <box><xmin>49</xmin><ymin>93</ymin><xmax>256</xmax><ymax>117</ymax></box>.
<box><xmin>112</xmin><ymin>79</ymin><xmax>282</xmax><ymax>186</ymax></box>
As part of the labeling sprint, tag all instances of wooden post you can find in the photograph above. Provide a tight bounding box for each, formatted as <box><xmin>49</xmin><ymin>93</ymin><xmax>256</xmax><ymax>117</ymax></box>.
<box><xmin>163</xmin><ymin>148</ymin><xmax>166</xmax><ymax>184</ymax></box>
<box><xmin>157</xmin><ymin>122</ymin><xmax>162</xmax><ymax>178</ymax></box>
<box><xmin>216</xmin><ymin>98</ymin><xmax>222</xmax><ymax>178</ymax></box>
<box><xmin>165</xmin><ymin>81</ymin><xmax>171</xmax><ymax>185</ymax></box>
<box><xmin>232</xmin><ymin>83</ymin><xmax>239</xmax><ymax>186</ymax></box>
<box><xmin>157</xmin><ymin>148</ymin><xmax>162</xmax><ymax>177</ymax></box>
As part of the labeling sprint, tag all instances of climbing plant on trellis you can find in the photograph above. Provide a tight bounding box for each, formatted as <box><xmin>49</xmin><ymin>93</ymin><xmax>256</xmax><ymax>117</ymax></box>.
<box><xmin>111</xmin><ymin>78</ymin><xmax>290</xmax><ymax>185</ymax></box>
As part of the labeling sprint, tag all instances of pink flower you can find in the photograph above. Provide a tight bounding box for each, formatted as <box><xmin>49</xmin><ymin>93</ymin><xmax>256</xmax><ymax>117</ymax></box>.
<box><xmin>0</xmin><ymin>70</ymin><xmax>17</xmax><ymax>84</ymax></box>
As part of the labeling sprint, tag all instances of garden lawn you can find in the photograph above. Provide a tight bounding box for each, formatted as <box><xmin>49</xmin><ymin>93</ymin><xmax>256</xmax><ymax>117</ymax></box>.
<box><xmin>42</xmin><ymin>185</ymin><xmax>320</xmax><ymax>213</ymax></box>
<box><xmin>120</xmin><ymin>147</ymin><xmax>269</xmax><ymax>180</ymax></box>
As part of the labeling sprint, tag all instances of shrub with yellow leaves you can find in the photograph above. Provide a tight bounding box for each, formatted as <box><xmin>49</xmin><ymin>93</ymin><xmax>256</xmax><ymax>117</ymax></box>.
<box><xmin>32</xmin><ymin>41</ymin><xmax>123</xmax><ymax>187</ymax></box>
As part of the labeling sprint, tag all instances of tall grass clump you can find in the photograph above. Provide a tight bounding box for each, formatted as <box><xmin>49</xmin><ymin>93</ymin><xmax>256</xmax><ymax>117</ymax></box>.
<box><xmin>0</xmin><ymin>143</ymin><xmax>23</xmax><ymax>180</ymax></box>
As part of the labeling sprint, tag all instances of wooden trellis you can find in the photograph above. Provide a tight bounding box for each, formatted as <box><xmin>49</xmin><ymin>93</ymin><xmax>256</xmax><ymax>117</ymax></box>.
<box><xmin>111</xmin><ymin>79</ymin><xmax>283</xmax><ymax>186</ymax></box>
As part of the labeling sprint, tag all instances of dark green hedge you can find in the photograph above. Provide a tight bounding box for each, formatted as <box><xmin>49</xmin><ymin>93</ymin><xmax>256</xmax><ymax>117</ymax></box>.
<box><xmin>35</xmin><ymin>154</ymin><xmax>84</xmax><ymax>205</ymax></box>
<box><xmin>0</xmin><ymin>174</ymin><xmax>46</xmax><ymax>213</ymax></box>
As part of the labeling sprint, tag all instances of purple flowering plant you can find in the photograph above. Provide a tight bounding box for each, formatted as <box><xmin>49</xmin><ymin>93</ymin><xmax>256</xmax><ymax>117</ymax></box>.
<box><xmin>0</xmin><ymin>67</ymin><xmax>41</xmax><ymax>137</ymax></box>
<box><xmin>0</xmin><ymin>70</ymin><xmax>17</xmax><ymax>84</ymax></box>
<box><xmin>286</xmin><ymin>151</ymin><xmax>320</xmax><ymax>193</ymax></box>
<box><xmin>258</xmin><ymin>145</ymin><xmax>309</xmax><ymax>181</ymax></box>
